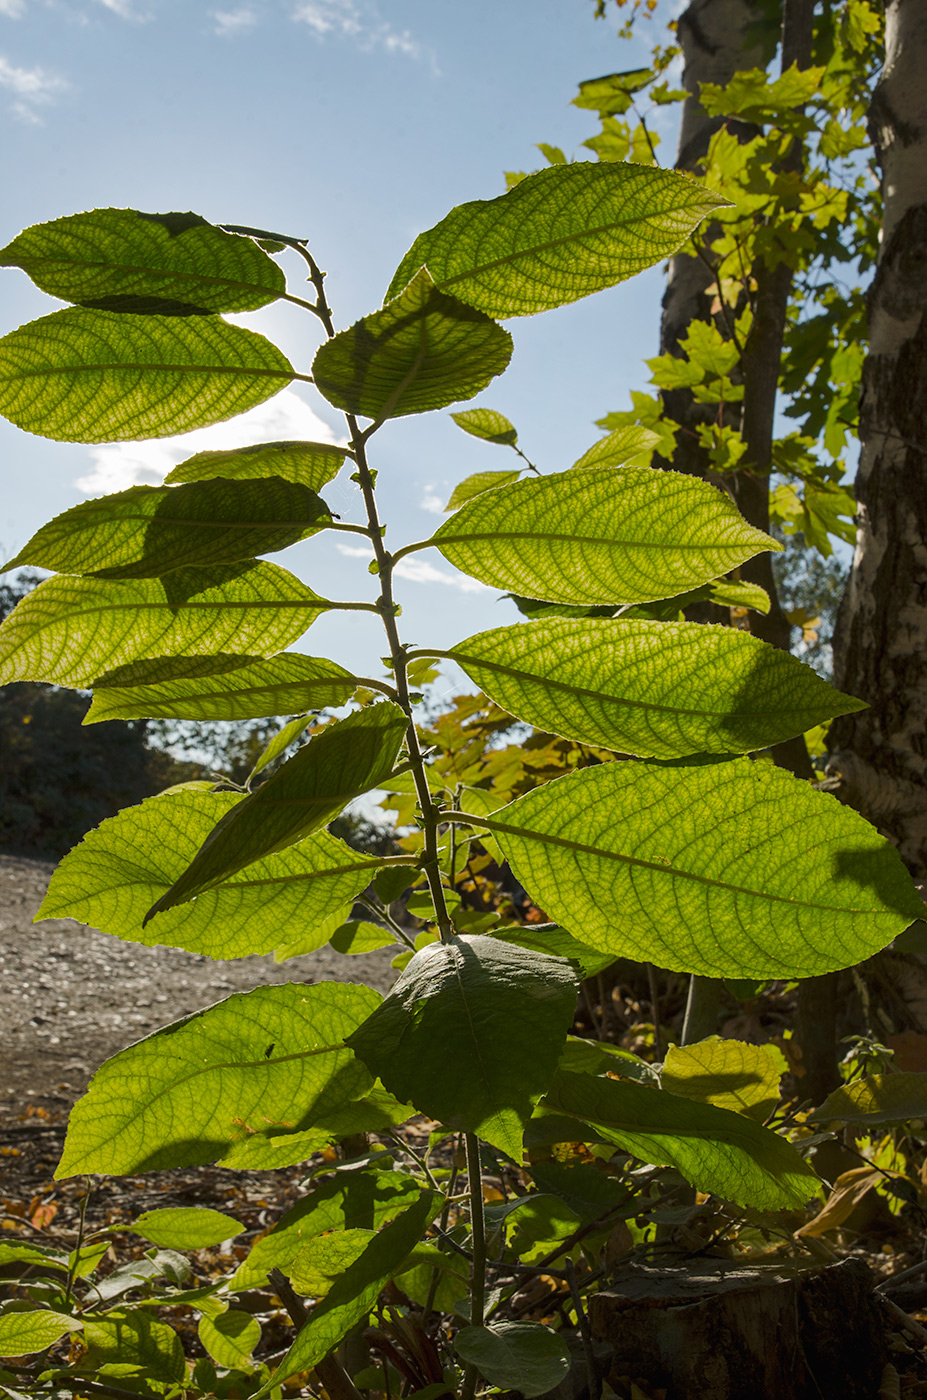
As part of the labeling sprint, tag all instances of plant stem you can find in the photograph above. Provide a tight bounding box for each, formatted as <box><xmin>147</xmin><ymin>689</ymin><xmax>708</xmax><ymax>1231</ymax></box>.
<box><xmin>293</xmin><ymin>241</ymin><xmax>455</xmax><ymax>945</ymax></box>
<box><xmin>681</xmin><ymin>975</ymin><xmax>720</xmax><ymax>1046</ymax></box>
<box><xmin>269</xmin><ymin>1267</ymin><xmax>365</xmax><ymax>1400</ymax></box>
<box><xmin>566</xmin><ymin>1259</ymin><xmax>601</xmax><ymax>1400</ymax></box>
<box><xmin>461</xmin><ymin>1132</ymin><xmax>487</xmax><ymax>1400</ymax></box>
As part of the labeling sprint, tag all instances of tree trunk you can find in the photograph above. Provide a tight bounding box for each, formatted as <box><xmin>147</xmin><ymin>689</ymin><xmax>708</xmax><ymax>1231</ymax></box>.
<box><xmin>827</xmin><ymin>0</ymin><xmax>927</xmax><ymax>880</ymax></box>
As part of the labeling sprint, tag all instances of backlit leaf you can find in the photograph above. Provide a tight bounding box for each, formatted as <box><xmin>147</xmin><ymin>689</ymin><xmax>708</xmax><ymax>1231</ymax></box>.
<box><xmin>164</xmin><ymin>439</ymin><xmax>347</xmax><ymax>490</ymax></box>
<box><xmin>198</xmin><ymin>1310</ymin><xmax>261</xmax><ymax>1370</ymax></box>
<box><xmin>571</xmin><ymin>424</ymin><xmax>660</xmax><ymax>470</ymax></box>
<box><xmin>145</xmin><ymin>703</ymin><xmax>407</xmax><ymax>918</ymax></box>
<box><xmin>661</xmin><ymin>1037</ymin><xmax>781</xmax><ymax>1121</ymax></box>
<box><xmin>81</xmin><ymin>1311</ymin><xmax>184</xmax><ymax>1383</ymax></box>
<box><xmin>444</xmin><ymin>618</ymin><xmax>864</xmax><ymax>757</ymax></box>
<box><xmin>487</xmin><ymin>758</ymin><xmax>924</xmax><ymax>979</ymax></box>
<box><xmin>6</xmin><ymin>477</ymin><xmax>332</xmax><ymax>578</ymax></box>
<box><xmin>450</xmin><ymin>407</ymin><xmax>518</xmax><ymax>445</ymax></box>
<box><xmin>431</xmin><ymin>467</ymin><xmax>777</xmax><ymax>606</ymax></box>
<box><xmin>490</xmin><ymin>924</ymin><xmax>615</xmax><ymax>978</ymax></box>
<box><xmin>231</xmin><ymin>1169</ymin><xmax>425</xmax><ymax>1289</ymax></box>
<box><xmin>0</xmin><ymin>207</ymin><xmax>285</xmax><ymax>315</ymax></box>
<box><xmin>0</xmin><ymin>307</ymin><xmax>294</xmax><ymax>442</ymax></box>
<box><xmin>84</xmin><ymin>651</ymin><xmax>356</xmax><ymax>723</ymax></box>
<box><xmin>131</xmin><ymin>1207</ymin><xmax>244</xmax><ymax>1249</ymax></box>
<box><xmin>57</xmin><ymin>982</ymin><xmax>381</xmax><ymax>1175</ymax></box>
<box><xmin>386</xmin><ymin>162</ymin><xmax>725</xmax><ymax>316</ymax></box>
<box><xmin>0</xmin><ymin>561</ymin><xmax>325</xmax><ymax>688</ymax></box>
<box><xmin>36</xmin><ymin>791</ymin><xmax>387</xmax><ymax>960</ymax></box>
<box><xmin>445</xmin><ymin>470</ymin><xmax>521</xmax><ymax>511</ymax></box>
<box><xmin>812</xmin><ymin>1073</ymin><xmax>927</xmax><ymax>1126</ymax></box>
<box><xmin>546</xmin><ymin>1070</ymin><xmax>817</xmax><ymax>1210</ymax></box>
<box><xmin>0</xmin><ymin>1311</ymin><xmax>80</xmax><ymax>1356</ymax></box>
<box><xmin>347</xmin><ymin>934</ymin><xmax>578</xmax><ymax>1160</ymax></box>
<box><xmin>313</xmin><ymin>269</ymin><xmax>512</xmax><ymax>421</ymax></box>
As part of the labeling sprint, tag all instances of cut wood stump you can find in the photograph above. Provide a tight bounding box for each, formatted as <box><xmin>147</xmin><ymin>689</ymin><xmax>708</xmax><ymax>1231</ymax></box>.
<box><xmin>588</xmin><ymin>1255</ymin><xmax>886</xmax><ymax>1400</ymax></box>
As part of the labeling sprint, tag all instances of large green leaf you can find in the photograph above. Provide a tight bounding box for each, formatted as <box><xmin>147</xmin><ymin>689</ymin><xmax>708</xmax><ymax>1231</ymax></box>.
<box><xmin>85</xmin><ymin>651</ymin><xmax>356</xmax><ymax>723</ymax></box>
<box><xmin>130</xmin><ymin>1207</ymin><xmax>244</xmax><ymax>1249</ymax></box>
<box><xmin>146</xmin><ymin>702</ymin><xmax>408</xmax><ymax>919</ymax></box>
<box><xmin>164</xmin><ymin>439</ymin><xmax>347</xmax><ymax>490</ymax></box>
<box><xmin>661</xmin><ymin>1037</ymin><xmax>781</xmax><ymax>1122</ymax></box>
<box><xmin>347</xmin><ymin>934</ymin><xmax>578</xmax><ymax>1160</ymax></box>
<box><xmin>385</xmin><ymin>162</ymin><xmax>725</xmax><ymax>316</ymax></box>
<box><xmin>231</xmin><ymin>1170</ymin><xmax>425</xmax><ymax>1289</ymax></box>
<box><xmin>5</xmin><ymin>477</ymin><xmax>333</xmax><ymax>578</ymax></box>
<box><xmin>220</xmin><ymin>1084</ymin><xmax>413</xmax><ymax>1170</ymax></box>
<box><xmin>80</xmin><ymin>1311</ymin><xmax>185</xmax><ymax>1384</ymax></box>
<box><xmin>0</xmin><ymin>561</ymin><xmax>324</xmax><ymax>688</ymax></box>
<box><xmin>56</xmin><ymin>982</ymin><xmax>381</xmax><ymax>1175</ymax></box>
<box><xmin>0</xmin><ymin>208</ymin><xmax>285</xmax><ymax>315</ymax></box>
<box><xmin>490</xmin><ymin>924</ymin><xmax>615</xmax><ymax>978</ymax></box>
<box><xmin>430</xmin><ymin>467</ymin><xmax>776</xmax><ymax>605</ymax></box>
<box><xmin>546</xmin><ymin>1070</ymin><xmax>817</xmax><ymax>1210</ymax></box>
<box><xmin>445</xmin><ymin>469</ymin><xmax>521</xmax><ymax>511</ymax></box>
<box><xmin>312</xmin><ymin>269</ymin><xmax>512</xmax><ymax>421</ymax></box>
<box><xmin>0</xmin><ymin>307</ymin><xmax>294</xmax><ymax>442</ymax></box>
<box><xmin>442</xmin><ymin>618</ymin><xmax>863</xmax><ymax>758</ymax></box>
<box><xmin>263</xmin><ymin>1193</ymin><xmax>441</xmax><ymax>1394</ymax></box>
<box><xmin>37</xmin><ymin>790</ymin><xmax>388</xmax><ymax>960</ymax></box>
<box><xmin>485</xmin><ymin>758</ymin><xmax>924</xmax><ymax>979</ymax></box>
<box><xmin>812</xmin><ymin>1073</ymin><xmax>927</xmax><ymax>1126</ymax></box>
<box><xmin>455</xmin><ymin>1324</ymin><xmax>571</xmax><ymax>1399</ymax></box>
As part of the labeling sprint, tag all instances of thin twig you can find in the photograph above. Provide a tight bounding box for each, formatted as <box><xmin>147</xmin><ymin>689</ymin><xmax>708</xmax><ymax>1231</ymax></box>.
<box><xmin>566</xmin><ymin>1259</ymin><xmax>602</xmax><ymax>1400</ymax></box>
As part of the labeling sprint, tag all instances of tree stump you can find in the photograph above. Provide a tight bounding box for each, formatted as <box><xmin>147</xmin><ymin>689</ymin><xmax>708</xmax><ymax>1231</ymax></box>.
<box><xmin>588</xmin><ymin>1255</ymin><xmax>886</xmax><ymax>1400</ymax></box>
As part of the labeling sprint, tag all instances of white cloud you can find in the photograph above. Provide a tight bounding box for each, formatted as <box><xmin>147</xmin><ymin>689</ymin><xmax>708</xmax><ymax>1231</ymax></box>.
<box><xmin>76</xmin><ymin>388</ymin><xmax>339</xmax><ymax>495</ymax></box>
<box><xmin>0</xmin><ymin>52</ymin><xmax>67</xmax><ymax>122</ymax></box>
<box><xmin>96</xmin><ymin>0</ymin><xmax>147</xmax><ymax>16</ymax></box>
<box><xmin>0</xmin><ymin>1</ymin><xmax>27</xmax><ymax>19</ymax></box>
<box><xmin>212</xmin><ymin>5</ymin><xmax>259</xmax><ymax>35</ymax></box>
<box><xmin>291</xmin><ymin>0</ymin><xmax>428</xmax><ymax>63</ymax></box>
<box><xmin>420</xmin><ymin>487</ymin><xmax>444</xmax><ymax>515</ymax></box>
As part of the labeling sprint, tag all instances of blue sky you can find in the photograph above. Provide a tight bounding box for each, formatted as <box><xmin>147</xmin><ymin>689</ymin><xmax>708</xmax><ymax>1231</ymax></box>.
<box><xmin>0</xmin><ymin>0</ymin><xmax>682</xmax><ymax>683</ymax></box>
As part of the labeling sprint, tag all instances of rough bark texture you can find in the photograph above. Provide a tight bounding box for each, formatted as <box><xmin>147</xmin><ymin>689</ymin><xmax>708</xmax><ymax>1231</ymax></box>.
<box><xmin>828</xmin><ymin>0</ymin><xmax>927</xmax><ymax>879</ymax></box>
<box><xmin>590</xmin><ymin>1256</ymin><xmax>886</xmax><ymax>1400</ymax></box>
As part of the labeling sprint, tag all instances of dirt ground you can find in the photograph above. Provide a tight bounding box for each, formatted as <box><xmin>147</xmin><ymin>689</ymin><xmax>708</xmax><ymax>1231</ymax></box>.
<box><xmin>0</xmin><ymin>851</ymin><xmax>398</xmax><ymax>1114</ymax></box>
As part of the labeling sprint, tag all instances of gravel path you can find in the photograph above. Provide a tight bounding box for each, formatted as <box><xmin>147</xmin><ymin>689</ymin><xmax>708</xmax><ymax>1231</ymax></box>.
<box><xmin>0</xmin><ymin>852</ymin><xmax>397</xmax><ymax>1112</ymax></box>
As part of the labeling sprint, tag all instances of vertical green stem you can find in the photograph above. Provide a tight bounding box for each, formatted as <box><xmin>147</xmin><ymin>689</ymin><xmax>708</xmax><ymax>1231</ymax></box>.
<box><xmin>461</xmin><ymin>1131</ymin><xmax>487</xmax><ymax>1400</ymax></box>
<box><xmin>296</xmin><ymin>245</ymin><xmax>454</xmax><ymax>942</ymax></box>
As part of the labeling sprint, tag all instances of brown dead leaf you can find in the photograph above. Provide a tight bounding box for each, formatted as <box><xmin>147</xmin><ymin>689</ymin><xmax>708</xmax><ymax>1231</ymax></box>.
<box><xmin>796</xmin><ymin>1166</ymin><xmax>880</xmax><ymax>1237</ymax></box>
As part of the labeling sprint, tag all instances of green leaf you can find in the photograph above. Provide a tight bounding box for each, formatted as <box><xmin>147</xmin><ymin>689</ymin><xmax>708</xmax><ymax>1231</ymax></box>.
<box><xmin>231</xmin><ymin>1169</ymin><xmax>425</xmax><ymax>1289</ymax></box>
<box><xmin>164</xmin><ymin>439</ymin><xmax>347</xmax><ymax>490</ymax></box>
<box><xmin>445</xmin><ymin>470</ymin><xmax>521</xmax><ymax>511</ymax></box>
<box><xmin>487</xmin><ymin>758</ymin><xmax>924</xmax><ymax>979</ymax></box>
<box><xmin>450</xmin><ymin>407</ymin><xmax>518</xmax><ymax>445</ymax></box>
<box><xmin>347</xmin><ymin>934</ymin><xmax>578</xmax><ymax>1160</ymax></box>
<box><xmin>571</xmin><ymin>425</ymin><xmax>660</xmax><ymax>470</ymax></box>
<box><xmin>546</xmin><ymin>1070</ymin><xmax>817</xmax><ymax>1210</ymax></box>
<box><xmin>84</xmin><ymin>651</ymin><xmax>356</xmax><ymax>723</ymax></box>
<box><xmin>0</xmin><ymin>1311</ymin><xmax>80</xmax><ymax>1357</ymax></box>
<box><xmin>145</xmin><ymin>702</ymin><xmax>407</xmax><ymax>919</ymax></box>
<box><xmin>56</xmin><ymin>981</ymin><xmax>381</xmax><ymax>1176</ymax></box>
<box><xmin>264</xmin><ymin>1193</ymin><xmax>441</xmax><ymax>1393</ymax></box>
<box><xmin>37</xmin><ymin>791</ymin><xmax>385</xmax><ymax>960</ymax></box>
<box><xmin>81</xmin><ymin>1311</ymin><xmax>185</xmax><ymax>1384</ymax></box>
<box><xmin>444</xmin><ymin>618</ymin><xmax>864</xmax><ymax>758</ymax></box>
<box><xmin>710</xmin><ymin>578</ymin><xmax>771</xmax><ymax>614</ymax></box>
<box><xmin>431</xmin><ymin>467</ymin><xmax>777</xmax><ymax>606</ymax></box>
<box><xmin>490</xmin><ymin>925</ymin><xmax>615</xmax><ymax>978</ymax></box>
<box><xmin>221</xmin><ymin>1085</ymin><xmax>412</xmax><ymax>1170</ymax></box>
<box><xmin>454</xmin><ymin>1324</ymin><xmax>571</xmax><ymax>1398</ymax></box>
<box><xmin>289</xmin><ymin>1229</ymin><xmax>377</xmax><ymax>1296</ymax></box>
<box><xmin>573</xmin><ymin>69</ymin><xmax>654</xmax><ymax>117</ymax></box>
<box><xmin>812</xmin><ymin>1073</ymin><xmax>927</xmax><ymax>1126</ymax></box>
<box><xmin>0</xmin><ymin>562</ymin><xmax>325</xmax><ymax>688</ymax></box>
<box><xmin>0</xmin><ymin>1243</ymin><xmax>67</xmax><ymax>1272</ymax></box>
<box><xmin>528</xmin><ymin>1159</ymin><xmax>632</xmax><ymax>1223</ymax></box>
<box><xmin>130</xmin><ymin>1207</ymin><xmax>244</xmax><ymax>1250</ymax></box>
<box><xmin>313</xmin><ymin>269</ymin><xmax>512</xmax><ymax>421</ymax></box>
<box><xmin>0</xmin><ymin>308</ymin><xmax>294</xmax><ymax>442</ymax></box>
<box><xmin>0</xmin><ymin>207</ymin><xmax>285</xmax><ymax>315</ymax></box>
<box><xmin>330</xmin><ymin>920</ymin><xmax>396</xmax><ymax>955</ymax></box>
<box><xmin>661</xmin><ymin>1037</ymin><xmax>781</xmax><ymax>1122</ymax></box>
<box><xmin>198</xmin><ymin>1310</ymin><xmax>261</xmax><ymax>1369</ymax></box>
<box><xmin>385</xmin><ymin>162</ymin><xmax>726</xmax><ymax>317</ymax></box>
<box><xmin>249</xmin><ymin>713</ymin><xmax>314</xmax><ymax>780</ymax></box>
<box><xmin>6</xmin><ymin>477</ymin><xmax>333</xmax><ymax>578</ymax></box>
